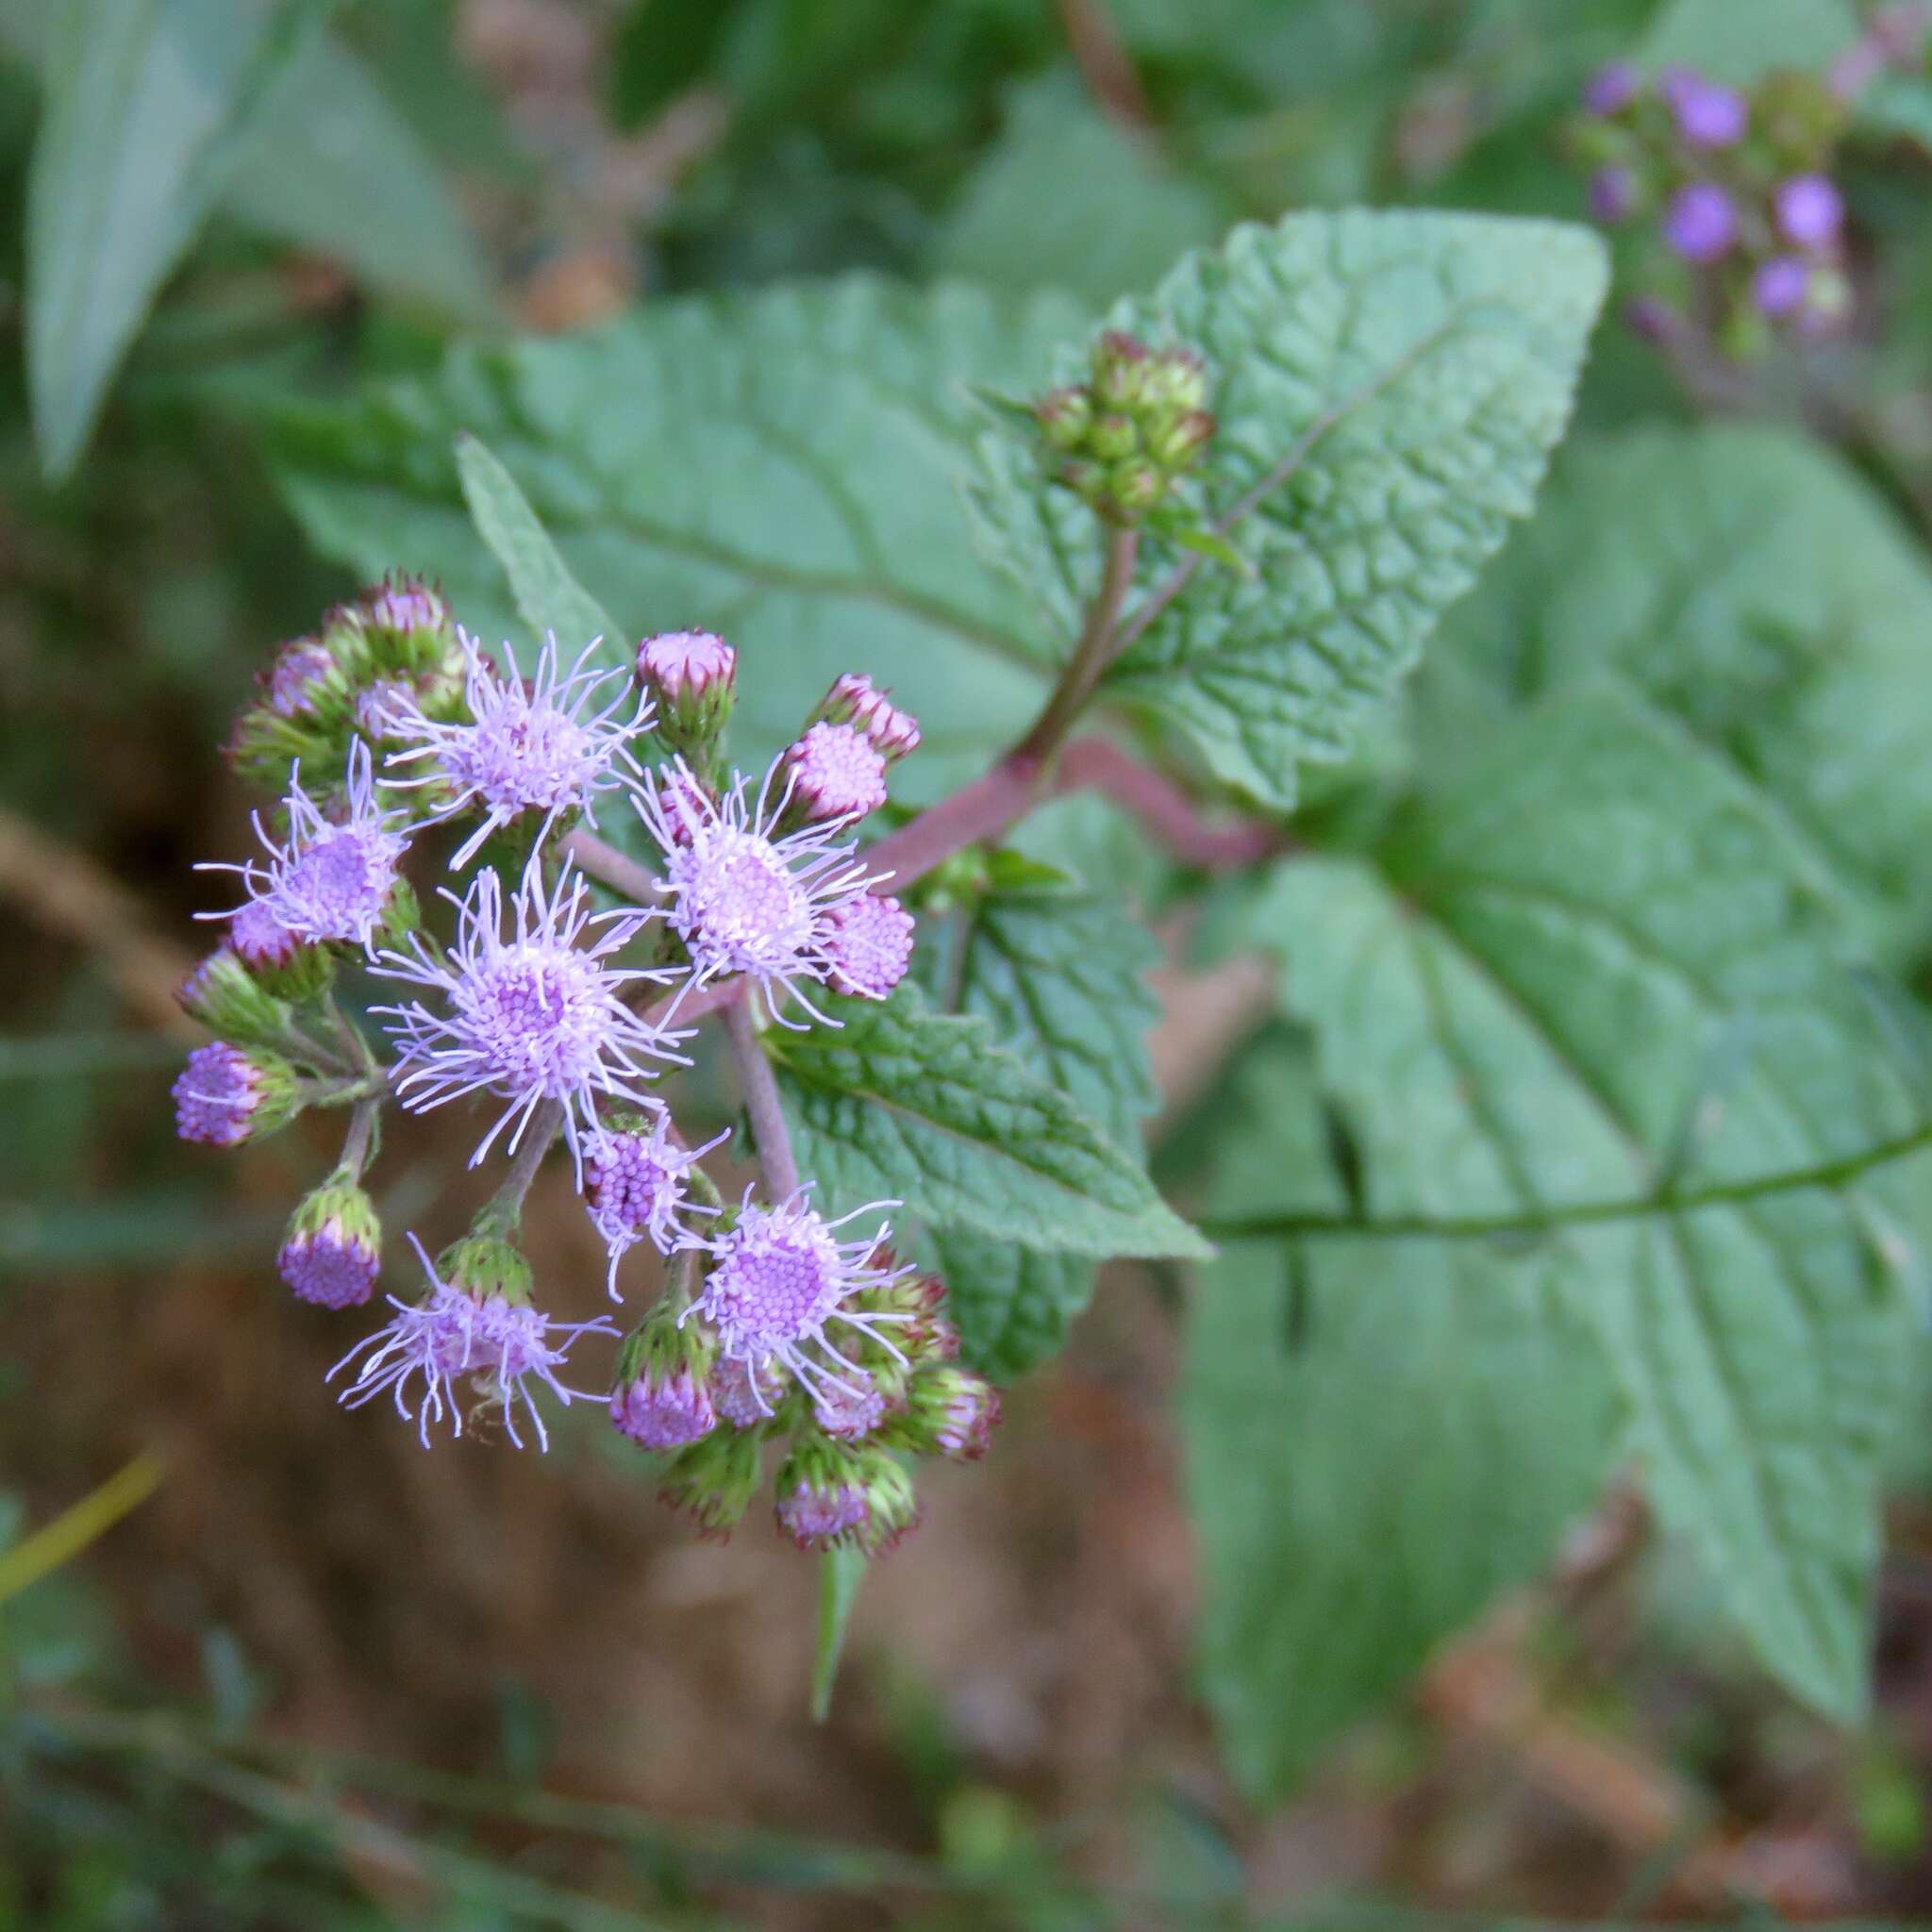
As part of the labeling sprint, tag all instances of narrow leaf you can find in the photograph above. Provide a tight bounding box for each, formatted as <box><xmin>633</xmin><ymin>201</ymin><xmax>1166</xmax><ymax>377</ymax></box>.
<box><xmin>25</xmin><ymin>0</ymin><xmax>317</xmax><ymax>477</ymax></box>
<box><xmin>809</xmin><ymin>1547</ymin><xmax>866</xmax><ymax>1723</ymax></box>
<box><xmin>455</xmin><ymin>431</ymin><xmax>619</xmax><ymax>653</ymax></box>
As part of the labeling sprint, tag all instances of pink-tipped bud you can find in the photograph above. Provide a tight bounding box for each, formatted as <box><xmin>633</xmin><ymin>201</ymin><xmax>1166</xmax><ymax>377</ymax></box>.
<box><xmin>609</xmin><ymin>1306</ymin><xmax>718</xmax><ymax>1449</ymax></box>
<box><xmin>279</xmin><ymin>1179</ymin><xmax>381</xmax><ymax>1308</ymax></box>
<box><xmin>821</xmin><ymin>892</ymin><xmax>915</xmax><ymax>1002</ymax></box>
<box><xmin>816</xmin><ymin>673</ymin><xmax>921</xmax><ymax>761</ymax></box>
<box><xmin>773</xmin><ymin>1443</ymin><xmax>918</xmax><ymax>1553</ymax></box>
<box><xmin>783</xmin><ymin>720</ymin><xmax>888</xmax><ymax>824</ymax></box>
<box><xmin>886</xmin><ymin>1363</ymin><xmax>1002</xmax><ymax>1461</ymax></box>
<box><xmin>710</xmin><ymin>1353</ymin><xmax>787</xmax><ymax>1429</ymax></box>
<box><xmin>173</xmin><ymin>1041</ymin><xmax>302</xmax><ymax>1147</ymax></box>
<box><xmin>264</xmin><ymin>641</ymin><xmax>341</xmax><ymax>721</ymax></box>
<box><xmin>637</xmin><ymin>629</ymin><xmax>737</xmax><ymax>750</ymax></box>
<box><xmin>812</xmin><ymin>1374</ymin><xmax>888</xmax><ymax>1441</ymax></box>
<box><xmin>176</xmin><ymin>947</ymin><xmax>292</xmax><ymax>1045</ymax></box>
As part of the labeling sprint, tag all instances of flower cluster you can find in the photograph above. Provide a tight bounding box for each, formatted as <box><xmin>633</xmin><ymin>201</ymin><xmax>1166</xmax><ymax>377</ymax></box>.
<box><xmin>1569</xmin><ymin>59</ymin><xmax>1854</xmax><ymax>354</ymax></box>
<box><xmin>1033</xmin><ymin>330</ymin><xmax>1215</xmax><ymax>524</ymax></box>
<box><xmin>171</xmin><ymin>578</ymin><xmax>996</xmax><ymax>1551</ymax></box>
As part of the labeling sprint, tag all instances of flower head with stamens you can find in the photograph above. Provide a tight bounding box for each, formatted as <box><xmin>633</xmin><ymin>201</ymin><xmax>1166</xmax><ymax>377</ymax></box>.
<box><xmin>584</xmin><ymin>1112</ymin><xmax>727</xmax><ymax>1294</ymax></box>
<box><xmin>635</xmin><ymin>756</ymin><xmax>880</xmax><ymax>1025</ymax></box>
<box><xmin>330</xmin><ymin>1232</ymin><xmax>615</xmax><ymax>1449</ymax></box>
<box><xmin>784</xmin><ymin>722</ymin><xmax>888</xmax><ymax>824</ymax></box>
<box><xmin>201</xmin><ymin>738</ymin><xmax>411</xmax><ymax>950</ymax></box>
<box><xmin>372</xmin><ymin>857</ymin><xmax>689</xmax><ymax>1174</ymax></box>
<box><xmin>377</xmin><ymin>630</ymin><xmax>652</xmax><ymax>870</ymax></box>
<box><xmin>685</xmin><ymin>1191</ymin><xmax>914</xmax><ymax>1407</ymax></box>
<box><xmin>711</xmin><ymin>1353</ymin><xmax>786</xmax><ymax>1429</ymax></box>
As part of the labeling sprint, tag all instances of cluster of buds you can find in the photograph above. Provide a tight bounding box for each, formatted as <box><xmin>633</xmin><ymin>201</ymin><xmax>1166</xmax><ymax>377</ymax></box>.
<box><xmin>1034</xmin><ymin>331</ymin><xmax>1215</xmax><ymax>525</ymax></box>
<box><xmin>622</xmin><ymin>1239</ymin><xmax>999</xmax><ymax>1552</ymax></box>
<box><xmin>1568</xmin><ymin>59</ymin><xmax>1856</xmax><ymax>354</ymax></box>
<box><xmin>172</xmin><ymin>575</ymin><xmax>998</xmax><ymax>1552</ymax></box>
<box><xmin>227</xmin><ymin>576</ymin><xmax>469</xmax><ymax>792</ymax></box>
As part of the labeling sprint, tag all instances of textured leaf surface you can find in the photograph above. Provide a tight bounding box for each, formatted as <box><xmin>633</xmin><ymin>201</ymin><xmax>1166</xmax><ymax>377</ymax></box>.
<box><xmin>1232</xmin><ymin>691</ymin><xmax>1921</xmax><ymax>1726</ymax></box>
<box><xmin>1424</xmin><ymin>425</ymin><xmax>1932</xmax><ymax>964</ymax></box>
<box><xmin>272</xmin><ymin>279</ymin><xmax>1088</xmax><ymax>797</ymax></box>
<box><xmin>947</xmin><ymin>881</ymin><xmax>1162</xmax><ymax>1146</ymax></box>
<box><xmin>772</xmin><ymin>984</ymin><xmax>1207</xmax><ymax>1260</ymax></box>
<box><xmin>456</xmin><ymin>433</ymin><xmax>617</xmax><ymax>652</ymax></box>
<box><xmin>976</xmin><ymin>210</ymin><xmax>1607</xmax><ymax>806</ymax></box>
<box><xmin>924</xmin><ymin>1228</ymin><xmax>1096</xmax><ymax>1380</ymax></box>
<box><xmin>25</xmin><ymin>0</ymin><xmax>313</xmax><ymax>477</ymax></box>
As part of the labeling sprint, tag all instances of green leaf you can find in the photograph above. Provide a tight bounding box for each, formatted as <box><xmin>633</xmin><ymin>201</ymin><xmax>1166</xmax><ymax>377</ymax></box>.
<box><xmin>1859</xmin><ymin>73</ymin><xmax>1932</xmax><ymax>150</ymax></box>
<box><xmin>271</xmin><ymin>278</ymin><xmax>1089</xmax><ymax>798</ymax></box>
<box><xmin>1231</xmin><ymin>690</ymin><xmax>1923</xmax><ymax>1730</ymax></box>
<box><xmin>1641</xmin><ymin>0</ymin><xmax>1858</xmax><ymax>82</ymax></box>
<box><xmin>1189</xmin><ymin>1237</ymin><xmax>1616</xmax><ymax>1801</ymax></box>
<box><xmin>455</xmin><ymin>432</ymin><xmax>618</xmax><ymax>652</ymax></box>
<box><xmin>221</xmin><ymin>31</ymin><xmax>494</xmax><ymax>322</ymax></box>
<box><xmin>924</xmin><ymin>1229</ymin><xmax>1095</xmax><ymax>1380</ymax></box>
<box><xmin>975</xmin><ymin>210</ymin><xmax>1608</xmax><ymax>808</ymax></box>
<box><xmin>25</xmin><ymin>0</ymin><xmax>319</xmax><ymax>478</ymax></box>
<box><xmin>1423</xmin><ymin>425</ymin><xmax>1932</xmax><ymax>965</ymax></box>
<box><xmin>771</xmin><ymin>983</ymin><xmax>1208</xmax><ymax>1261</ymax></box>
<box><xmin>947</xmin><ymin>880</ymin><xmax>1162</xmax><ymax>1147</ymax></box>
<box><xmin>927</xmin><ymin>71</ymin><xmax>1229</xmax><ymax>308</ymax></box>
<box><xmin>809</xmin><ymin>1547</ymin><xmax>865</xmax><ymax>1723</ymax></box>
<box><xmin>608</xmin><ymin>0</ymin><xmax>746</xmax><ymax>128</ymax></box>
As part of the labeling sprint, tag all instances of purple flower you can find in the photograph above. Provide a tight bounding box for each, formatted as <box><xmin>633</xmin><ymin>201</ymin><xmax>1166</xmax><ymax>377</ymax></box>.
<box><xmin>228</xmin><ymin>895</ymin><xmax>302</xmax><ymax>972</ymax></box>
<box><xmin>1754</xmin><ymin>256</ymin><xmax>1812</xmax><ymax>318</ymax></box>
<box><xmin>1588</xmin><ymin>164</ymin><xmax>1639</xmax><ymax>225</ymax></box>
<box><xmin>1775</xmin><ymin>174</ymin><xmax>1844</xmax><ymax>250</ymax></box>
<box><xmin>812</xmin><ymin>1375</ymin><xmax>887</xmax><ymax>1441</ymax></box>
<box><xmin>1582</xmin><ymin>60</ymin><xmax>1641</xmax><ymax>116</ymax></box>
<box><xmin>264</xmin><ymin>641</ymin><xmax>336</xmax><ymax>720</ymax></box>
<box><xmin>200</xmin><ymin>738</ymin><xmax>411</xmax><ymax>951</ymax></box>
<box><xmin>686</xmin><ymin>1191</ymin><xmax>914</xmax><ymax>1407</ymax></box>
<box><xmin>783</xmin><ymin>722</ymin><xmax>888</xmax><ymax>824</ymax></box>
<box><xmin>1662</xmin><ymin>67</ymin><xmax>1747</xmax><ymax>147</ymax></box>
<box><xmin>1663</xmin><ymin>182</ymin><xmax>1738</xmax><ymax>262</ymax></box>
<box><xmin>610</xmin><ymin>1361</ymin><xmax>717</xmax><ymax>1449</ymax></box>
<box><xmin>637</xmin><ymin>630</ymin><xmax>735</xmax><ymax>703</ymax></box>
<box><xmin>583</xmin><ymin>1112</ymin><xmax>728</xmax><ymax>1293</ymax></box>
<box><xmin>372</xmin><ymin>857</ymin><xmax>690</xmax><ymax>1176</ymax></box>
<box><xmin>330</xmin><ymin>1232</ymin><xmax>616</xmax><ymax>1449</ymax></box>
<box><xmin>173</xmin><ymin>1041</ymin><xmax>299</xmax><ymax>1147</ymax></box>
<box><xmin>278</xmin><ymin>1180</ymin><xmax>381</xmax><ymax>1309</ymax></box>
<box><xmin>775</xmin><ymin>1474</ymin><xmax>870</xmax><ymax>1548</ymax></box>
<box><xmin>710</xmin><ymin>1354</ymin><xmax>785</xmax><ymax>1429</ymax></box>
<box><xmin>377</xmin><ymin>630</ymin><xmax>652</xmax><ymax>870</ymax></box>
<box><xmin>821</xmin><ymin>892</ymin><xmax>915</xmax><ymax>1002</ymax></box>
<box><xmin>635</xmin><ymin>756</ymin><xmax>880</xmax><ymax>1027</ymax></box>
<box><xmin>818</xmin><ymin>674</ymin><xmax>921</xmax><ymax>761</ymax></box>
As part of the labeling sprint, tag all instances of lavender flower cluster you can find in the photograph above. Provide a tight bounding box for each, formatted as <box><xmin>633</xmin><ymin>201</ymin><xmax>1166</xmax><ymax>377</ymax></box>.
<box><xmin>171</xmin><ymin>581</ymin><xmax>997</xmax><ymax>1552</ymax></box>
<box><xmin>1569</xmin><ymin>58</ymin><xmax>1852</xmax><ymax>353</ymax></box>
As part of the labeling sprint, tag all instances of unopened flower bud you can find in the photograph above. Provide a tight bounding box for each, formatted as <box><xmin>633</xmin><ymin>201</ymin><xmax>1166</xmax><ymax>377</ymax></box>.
<box><xmin>1661</xmin><ymin>67</ymin><xmax>1747</xmax><ymax>149</ymax></box>
<box><xmin>176</xmin><ymin>947</ymin><xmax>292</xmax><ymax>1044</ymax></box>
<box><xmin>1148</xmin><ymin>408</ymin><xmax>1214</xmax><ymax>470</ymax></box>
<box><xmin>1037</xmin><ymin>386</ymin><xmax>1091</xmax><ymax>451</ymax></box>
<box><xmin>1588</xmin><ymin>163</ymin><xmax>1640</xmax><ymax>225</ymax></box>
<box><xmin>609</xmin><ymin>1309</ymin><xmax>717</xmax><ymax>1449</ymax></box>
<box><xmin>783</xmin><ymin>721</ymin><xmax>888</xmax><ymax>824</ymax></box>
<box><xmin>1142</xmin><ymin>347</ymin><xmax>1208</xmax><ymax>413</ymax></box>
<box><xmin>279</xmin><ymin>1179</ymin><xmax>382</xmax><ymax>1308</ymax></box>
<box><xmin>1582</xmin><ymin>59</ymin><xmax>1640</xmax><ymax>117</ymax></box>
<box><xmin>658</xmin><ymin>1424</ymin><xmax>761</xmax><ymax>1537</ymax></box>
<box><xmin>437</xmin><ymin>1231</ymin><xmax>533</xmax><ymax>1307</ymax></box>
<box><xmin>173</xmin><ymin>1041</ymin><xmax>302</xmax><ymax>1147</ymax></box>
<box><xmin>1754</xmin><ymin>255</ymin><xmax>1810</xmax><ymax>318</ymax></box>
<box><xmin>1663</xmin><ymin>181</ymin><xmax>1737</xmax><ymax>262</ymax></box>
<box><xmin>637</xmin><ymin>629</ymin><xmax>737</xmax><ymax>749</ymax></box>
<box><xmin>1089</xmin><ymin>412</ymin><xmax>1139</xmax><ymax>461</ymax></box>
<box><xmin>1091</xmin><ymin>330</ymin><xmax>1150</xmax><ymax>408</ymax></box>
<box><xmin>814</xmin><ymin>674</ymin><xmax>920</xmax><ymax>761</ymax></box>
<box><xmin>228</xmin><ymin>898</ymin><xmax>336</xmax><ymax>1002</ymax></box>
<box><xmin>821</xmin><ymin>892</ymin><xmax>915</xmax><ymax>1001</ymax></box>
<box><xmin>812</xmin><ymin>1374</ymin><xmax>888</xmax><ymax>1441</ymax></box>
<box><xmin>360</xmin><ymin>575</ymin><xmax>454</xmax><ymax>675</ymax></box>
<box><xmin>1108</xmin><ymin>460</ymin><xmax>1166</xmax><ymax>517</ymax></box>
<box><xmin>773</xmin><ymin>1441</ymin><xmax>871</xmax><ymax>1550</ymax></box>
<box><xmin>888</xmin><ymin>1363</ymin><xmax>1002</xmax><ymax>1461</ymax></box>
<box><xmin>265</xmin><ymin>640</ymin><xmax>345</xmax><ymax>722</ymax></box>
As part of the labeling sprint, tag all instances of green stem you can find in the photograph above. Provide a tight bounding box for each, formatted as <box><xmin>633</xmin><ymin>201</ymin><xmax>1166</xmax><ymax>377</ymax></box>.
<box><xmin>1011</xmin><ymin>525</ymin><xmax>1141</xmax><ymax>764</ymax></box>
<box><xmin>472</xmin><ymin>1099</ymin><xmax>566</xmax><ymax>1239</ymax></box>
<box><xmin>336</xmin><ymin>1096</ymin><xmax>380</xmax><ymax>1181</ymax></box>
<box><xmin>721</xmin><ymin>999</ymin><xmax>800</xmax><ymax>1199</ymax></box>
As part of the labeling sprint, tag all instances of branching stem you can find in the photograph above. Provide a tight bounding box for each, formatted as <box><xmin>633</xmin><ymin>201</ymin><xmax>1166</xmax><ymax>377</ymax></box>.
<box><xmin>473</xmin><ymin>1098</ymin><xmax>566</xmax><ymax>1238</ymax></box>
<box><xmin>721</xmin><ymin>1000</ymin><xmax>800</xmax><ymax>1198</ymax></box>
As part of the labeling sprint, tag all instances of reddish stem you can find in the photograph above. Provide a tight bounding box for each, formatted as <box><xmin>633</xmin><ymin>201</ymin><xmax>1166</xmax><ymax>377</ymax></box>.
<box><xmin>1055</xmin><ymin>739</ymin><xmax>1287</xmax><ymax>870</ymax></box>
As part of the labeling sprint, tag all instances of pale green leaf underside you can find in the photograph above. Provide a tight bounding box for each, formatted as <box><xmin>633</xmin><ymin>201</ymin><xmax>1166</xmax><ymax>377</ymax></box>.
<box><xmin>272</xmin><ymin>278</ymin><xmax>1088</xmax><ymax>798</ymax></box>
<box><xmin>1424</xmin><ymin>424</ymin><xmax>1932</xmax><ymax>966</ymax></box>
<box><xmin>976</xmin><ymin>209</ymin><xmax>1608</xmax><ymax>807</ymax></box>
<box><xmin>1241</xmin><ymin>690</ymin><xmax>1921</xmax><ymax>1725</ymax></box>
<box><xmin>456</xmin><ymin>433</ymin><xmax>617</xmax><ymax>654</ymax></box>
<box><xmin>773</xmin><ymin>985</ymin><xmax>1208</xmax><ymax>1261</ymax></box>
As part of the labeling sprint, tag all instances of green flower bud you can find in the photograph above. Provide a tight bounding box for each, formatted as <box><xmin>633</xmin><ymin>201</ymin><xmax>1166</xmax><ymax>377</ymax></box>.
<box><xmin>1147</xmin><ymin>407</ymin><xmax>1215</xmax><ymax>469</ymax></box>
<box><xmin>1089</xmin><ymin>412</ymin><xmax>1140</xmax><ymax>461</ymax></box>
<box><xmin>176</xmin><ymin>947</ymin><xmax>293</xmax><ymax>1046</ymax></box>
<box><xmin>1091</xmin><ymin>329</ymin><xmax>1152</xmax><ymax>408</ymax></box>
<box><xmin>658</xmin><ymin>1424</ymin><xmax>761</xmax><ymax>1538</ymax></box>
<box><xmin>1037</xmin><ymin>385</ymin><xmax>1093</xmax><ymax>451</ymax></box>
